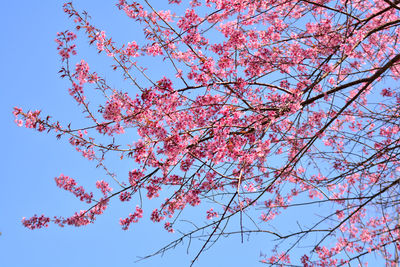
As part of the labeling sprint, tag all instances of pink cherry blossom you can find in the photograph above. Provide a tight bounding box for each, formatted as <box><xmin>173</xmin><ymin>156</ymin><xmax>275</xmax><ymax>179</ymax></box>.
<box><xmin>15</xmin><ymin>1</ymin><xmax>400</xmax><ymax>266</ymax></box>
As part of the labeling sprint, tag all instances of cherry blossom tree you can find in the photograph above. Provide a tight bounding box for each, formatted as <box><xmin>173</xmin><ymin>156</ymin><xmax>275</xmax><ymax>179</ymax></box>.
<box><xmin>14</xmin><ymin>0</ymin><xmax>400</xmax><ymax>265</ymax></box>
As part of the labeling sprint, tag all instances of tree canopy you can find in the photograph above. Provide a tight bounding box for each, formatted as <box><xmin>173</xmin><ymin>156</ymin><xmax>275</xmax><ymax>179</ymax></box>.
<box><xmin>14</xmin><ymin>0</ymin><xmax>400</xmax><ymax>265</ymax></box>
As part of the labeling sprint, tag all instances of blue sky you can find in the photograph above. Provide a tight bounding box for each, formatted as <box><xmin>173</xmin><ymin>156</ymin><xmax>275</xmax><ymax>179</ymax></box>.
<box><xmin>0</xmin><ymin>1</ymin><xmax>274</xmax><ymax>266</ymax></box>
<box><xmin>1</xmin><ymin>1</ymin><xmax>393</xmax><ymax>266</ymax></box>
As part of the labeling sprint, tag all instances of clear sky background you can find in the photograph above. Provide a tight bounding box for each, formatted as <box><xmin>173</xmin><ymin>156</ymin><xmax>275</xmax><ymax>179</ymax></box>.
<box><xmin>1</xmin><ymin>1</ymin><xmax>391</xmax><ymax>267</ymax></box>
<box><xmin>0</xmin><ymin>1</ymin><xmax>274</xmax><ymax>266</ymax></box>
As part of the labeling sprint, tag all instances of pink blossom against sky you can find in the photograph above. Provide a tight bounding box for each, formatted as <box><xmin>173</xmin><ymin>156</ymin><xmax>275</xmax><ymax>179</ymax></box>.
<box><xmin>1</xmin><ymin>1</ymin><xmax>273</xmax><ymax>266</ymax></box>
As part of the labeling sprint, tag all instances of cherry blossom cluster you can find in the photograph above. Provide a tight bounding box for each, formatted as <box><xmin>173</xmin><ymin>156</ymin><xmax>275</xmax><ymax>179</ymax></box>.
<box><xmin>55</xmin><ymin>174</ymin><xmax>93</xmax><ymax>203</ymax></box>
<box><xmin>55</xmin><ymin>31</ymin><xmax>77</xmax><ymax>61</ymax></box>
<box><xmin>22</xmin><ymin>214</ymin><xmax>50</xmax><ymax>230</ymax></box>
<box><xmin>120</xmin><ymin>206</ymin><xmax>143</xmax><ymax>230</ymax></box>
<box><xmin>12</xmin><ymin>108</ymin><xmax>44</xmax><ymax>131</ymax></box>
<box><xmin>23</xmin><ymin>175</ymin><xmax>114</xmax><ymax>228</ymax></box>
